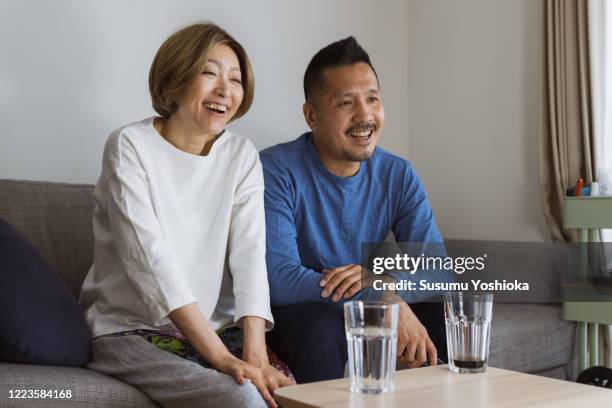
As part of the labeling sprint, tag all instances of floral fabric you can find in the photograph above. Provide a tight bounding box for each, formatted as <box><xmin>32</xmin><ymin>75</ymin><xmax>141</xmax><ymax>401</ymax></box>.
<box><xmin>106</xmin><ymin>327</ymin><xmax>294</xmax><ymax>380</ymax></box>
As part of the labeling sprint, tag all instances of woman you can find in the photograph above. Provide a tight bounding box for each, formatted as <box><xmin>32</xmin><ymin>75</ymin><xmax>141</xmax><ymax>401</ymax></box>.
<box><xmin>79</xmin><ymin>22</ymin><xmax>293</xmax><ymax>408</ymax></box>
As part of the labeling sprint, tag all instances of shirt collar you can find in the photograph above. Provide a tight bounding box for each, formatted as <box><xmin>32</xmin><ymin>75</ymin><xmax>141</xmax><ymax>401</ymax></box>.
<box><xmin>302</xmin><ymin>132</ymin><xmax>366</xmax><ymax>190</ymax></box>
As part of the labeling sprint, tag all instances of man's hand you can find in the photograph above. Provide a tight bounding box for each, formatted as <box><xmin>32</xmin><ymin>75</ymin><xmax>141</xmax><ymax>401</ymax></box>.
<box><xmin>319</xmin><ymin>264</ymin><xmax>364</xmax><ymax>302</ymax></box>
<box><xmin>396</xmin><ymin>302</ymin><xmax>438</xmax><ymax>368</ymax></box>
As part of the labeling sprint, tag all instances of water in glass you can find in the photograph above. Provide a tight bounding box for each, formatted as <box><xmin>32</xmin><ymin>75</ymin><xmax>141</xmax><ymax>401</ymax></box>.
<box><xmin>346</xmin><ymin>326</ymin><xmax>397</xmax><ymax>394</ymax></box>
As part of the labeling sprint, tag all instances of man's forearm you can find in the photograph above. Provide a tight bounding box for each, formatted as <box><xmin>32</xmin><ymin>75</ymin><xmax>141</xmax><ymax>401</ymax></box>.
<box><xmin>269</xmin><ymin>263</ymin><xmax>328</xmax><ymax>305</ymax></box>
<box><xmin>381</xmin><ymin>290</ymin><xmax>406</xmax><ymax>305</ymax></box>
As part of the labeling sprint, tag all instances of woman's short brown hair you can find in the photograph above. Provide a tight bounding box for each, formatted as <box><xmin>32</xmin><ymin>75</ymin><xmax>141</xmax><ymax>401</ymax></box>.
<box><xmin>149</xmin><ymin>22</ymin><xmax>254</xmax><ymax>121</ymax></box>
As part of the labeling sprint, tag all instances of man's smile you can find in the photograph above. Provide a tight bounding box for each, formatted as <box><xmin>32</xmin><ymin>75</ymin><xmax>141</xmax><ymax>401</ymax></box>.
<box><xmin>347</xmin><ymin>123</ymin><xmax>377</xmax><ymax>144</ymax></box>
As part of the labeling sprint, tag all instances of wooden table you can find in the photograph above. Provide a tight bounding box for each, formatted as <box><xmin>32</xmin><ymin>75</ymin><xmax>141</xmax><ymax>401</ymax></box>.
<box><xmin>274</xmin><ymin>366</ymin><xmax>612</xmax><ymax>408</ymax></box>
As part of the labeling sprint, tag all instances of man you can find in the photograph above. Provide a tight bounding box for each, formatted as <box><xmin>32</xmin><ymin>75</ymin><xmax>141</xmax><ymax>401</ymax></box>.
<box><xmin>261</xmin><ymin>37</ymin><xmax>447</xmax><ymax>384</ymax></box>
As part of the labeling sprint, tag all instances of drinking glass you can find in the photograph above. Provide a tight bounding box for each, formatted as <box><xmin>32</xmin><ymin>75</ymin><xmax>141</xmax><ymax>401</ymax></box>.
<box><xmin>444</xmin><ymin>292</ymin><xmax>493</xmax><ymax>374</ymax></box>
<box><xmin>344</xmin><ymin>301</ymin><xmax>399</xmax><ymax>394</ymax></box>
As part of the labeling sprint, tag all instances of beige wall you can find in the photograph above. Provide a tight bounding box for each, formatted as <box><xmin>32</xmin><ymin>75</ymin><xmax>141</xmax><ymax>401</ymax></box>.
<box><xmin>0</xmin><ymin>0</ymin><xmax>550</xmax><ymax>241</ymax></box>
<box><xmin>0</xmin><ymin>0</ymin><xmax>408</xmax><ymax>184</ymax></box>
<box><xmin>405</xmin><ymin>0</ymin><xmax>549</xmax><ymax>242</ymax></box>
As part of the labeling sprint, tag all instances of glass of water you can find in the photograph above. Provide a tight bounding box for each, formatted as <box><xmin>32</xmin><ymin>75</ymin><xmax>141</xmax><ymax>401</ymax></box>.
<box><xmin>344</xmin><ymin>301</ymin><xmax>399</xmax><ymax>394</ymax></box>
<box><xmin>444</xmin><ymin>292</ymin><xmax>493</xmax><ymax>374</ymax></box>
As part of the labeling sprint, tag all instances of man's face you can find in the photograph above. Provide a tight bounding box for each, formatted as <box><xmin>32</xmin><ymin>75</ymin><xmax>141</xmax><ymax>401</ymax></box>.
<box><xmin>304</xmin><ymin>63</ymin><xmax>384</xmax><ymax>164</ymax></box>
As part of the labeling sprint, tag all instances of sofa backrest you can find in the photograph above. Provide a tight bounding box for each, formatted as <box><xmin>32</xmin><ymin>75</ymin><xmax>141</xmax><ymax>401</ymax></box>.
<box><xmin>0</xmin><ymin>179</ymin><xmax>94</xmax><ymax>299</ymax></box>
<box><xmin>0</xmin><ymin>180</ymin><xmax>568</xmax><ymax>304</ymax></box>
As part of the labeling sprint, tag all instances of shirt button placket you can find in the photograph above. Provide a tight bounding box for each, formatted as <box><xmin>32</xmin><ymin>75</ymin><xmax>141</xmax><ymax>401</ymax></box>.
<box><xmin>341</xmin><ymin>186</ymin><xmax>354</xmax><ymax>238</ymax></box>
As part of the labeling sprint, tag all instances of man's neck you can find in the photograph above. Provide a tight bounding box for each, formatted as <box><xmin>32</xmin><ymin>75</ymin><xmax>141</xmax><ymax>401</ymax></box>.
<box><xmin>311</xmin><ymin>136</ymin><xmax>360</xmax><ymax>178</ymax></box>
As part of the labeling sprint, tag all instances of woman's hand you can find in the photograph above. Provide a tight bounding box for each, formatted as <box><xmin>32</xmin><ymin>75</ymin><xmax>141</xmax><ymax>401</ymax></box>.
<box><xmin>259</xmin><ymin>363</ymin><xmax>295</xmax><ymax>389</ymax></box>
<box><xmin>168</xmin><ymin>307</ymin><xmax>286</xmax><ymax>406</ymax></box>
<box><xmin>209</xmin><ymin>353</ymin><xmax>283</xmax><ymax>408</ymax></box>
<box><xmin>244</xmin><ymin>353</ymin><xmax>296</xmax><ymax>392</ymax></box>
<box><xmin>240</xmin><ymin>316</ymin><xmax>295</xmax><ymax>405</ymax></box>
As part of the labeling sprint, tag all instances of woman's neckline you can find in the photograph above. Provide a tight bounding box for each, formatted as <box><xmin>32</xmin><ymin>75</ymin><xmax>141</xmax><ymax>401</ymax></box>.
<box><xmin>150</xmin><ymin>117</ymin><xmax>226</xmax><ymax>159</ymax></box>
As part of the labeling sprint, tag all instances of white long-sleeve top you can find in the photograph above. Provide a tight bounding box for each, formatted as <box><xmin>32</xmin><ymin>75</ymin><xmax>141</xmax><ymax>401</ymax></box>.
<box><xmin>79</xmin><ymin>117</ymin><xmax>273</xmax><ymax>338</ymax></box>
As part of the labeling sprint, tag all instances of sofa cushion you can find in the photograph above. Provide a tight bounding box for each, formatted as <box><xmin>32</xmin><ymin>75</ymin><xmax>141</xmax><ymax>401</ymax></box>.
<box><xmin>0</xmin><ymin>362</ymin><xmax>158</xmax><ymax>407</ymax></box>
<box><xmin>488</xmin><ymin>303</ymin><xmax>575</xmax><ymax>373</ymax></box>
<box><xmin>0</xmin><ymin>218</ymin><xmax>90</xmax><ymax>366</ymax></box>
<box><xmin>0</xmin><ymin>180</ymin><xmax>95</xmax><ymax>298</ymax></box>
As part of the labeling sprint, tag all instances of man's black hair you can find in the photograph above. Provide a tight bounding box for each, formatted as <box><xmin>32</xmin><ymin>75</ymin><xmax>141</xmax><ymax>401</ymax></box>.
<box><xmin>303</xmin><ymin>36</ymin><xmax>378</xmax><ymax>103</ymax></box>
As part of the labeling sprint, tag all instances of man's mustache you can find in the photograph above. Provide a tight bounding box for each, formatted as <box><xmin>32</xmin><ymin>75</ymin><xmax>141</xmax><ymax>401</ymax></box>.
<box><xmin>346</xmin><ymin>122</ymin><xmax>377</xmax><ymax>134</ymax></box>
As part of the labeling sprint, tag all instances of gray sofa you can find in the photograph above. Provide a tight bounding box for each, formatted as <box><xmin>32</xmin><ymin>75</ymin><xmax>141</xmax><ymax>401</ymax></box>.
<box><xmin>0</xmin><ymin>179</ymin><xmax>577</xmax><ymax>407</ymax></box>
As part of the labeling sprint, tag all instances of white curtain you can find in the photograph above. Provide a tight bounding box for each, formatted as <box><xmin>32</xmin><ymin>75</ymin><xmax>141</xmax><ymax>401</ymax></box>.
<box><xmin>589</xmin><ymin>1</ymin><xmax>609</xmax><ymax>170</ymax></box>
<box><xmin>604</xmin><ymin>2</ymin><xmax>612</xmax><ymax>168</ymax></box>
<box><xmin>588</xmin><ymin>0</ymin><xmax>605</xmax><ymax>164</ymax></box>
<box><xmin>588</xmin><ymin>0</ymin><xmax>612</xmax><ymax>368</ymax></box>
<box><xmin>589</xmin><ymin>1</ymin><xmax>612</xmax><ymax>242</ymax></box>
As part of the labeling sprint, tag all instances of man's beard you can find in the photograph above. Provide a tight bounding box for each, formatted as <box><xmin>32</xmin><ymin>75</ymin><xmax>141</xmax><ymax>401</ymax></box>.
<box><xmin>342</xmin><ymin>122</ymin><xmax>377</xmax><ymax>162</ymax></box>
<box><xmin>341</xmin><ymin>147</ymin><xmax>374</xmax><ymax>162</ymax></box>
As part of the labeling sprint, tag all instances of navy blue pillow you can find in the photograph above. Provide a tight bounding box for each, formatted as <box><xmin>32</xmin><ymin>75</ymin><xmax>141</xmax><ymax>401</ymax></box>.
<box><xmin>0</xmin><ymin>218</ymin><xmax>90</xmax><ymax>366</ymax></box>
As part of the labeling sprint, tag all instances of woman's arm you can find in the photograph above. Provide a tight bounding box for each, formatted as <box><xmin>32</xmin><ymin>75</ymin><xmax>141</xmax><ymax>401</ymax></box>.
<box><xmin>226</xmin><ymin>146</ymin><xmax>294</xmax><ymax>392</ymax></box>
<box><xmin>102</xmin><ymin>134</ymin><xmax>197</xmax><ymax>323</ymax></box>
<box><xmin>169</xmin><ymin>304</ymin><xmax>281</xmax><ymax>407</ymax></box>
<box><xmin>240</xmin><ymin>316</ymin><xmax>269</xmax><ymax>366</ymax></box>
<box><xmin>227</xmin><ymin>149</ymin><xmax>274</xmax><ymax>328</ymax></box>
<box><xmin>168</xmin><ymin>303</ymin><xmax>232</xmax><ymax>365</ymax></box>
<box><xmin>241</xmin><ymin>315</ymin><xmax>295</xmax><ymax>391</ymax></box>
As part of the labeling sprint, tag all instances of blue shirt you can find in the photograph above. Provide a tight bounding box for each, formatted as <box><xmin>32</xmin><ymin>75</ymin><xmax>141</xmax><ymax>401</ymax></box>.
<box><xmin>260</xmin><ymin>132</ymin><xmax>444</xmax><ymax>306</ymax></box>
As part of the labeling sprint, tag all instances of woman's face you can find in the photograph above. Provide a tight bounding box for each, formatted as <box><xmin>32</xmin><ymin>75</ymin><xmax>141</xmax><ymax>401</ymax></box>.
<box><xmin>174</xmin><ymin>43</ymin><xmax>244</xmax><ymax>136</ymax></box>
